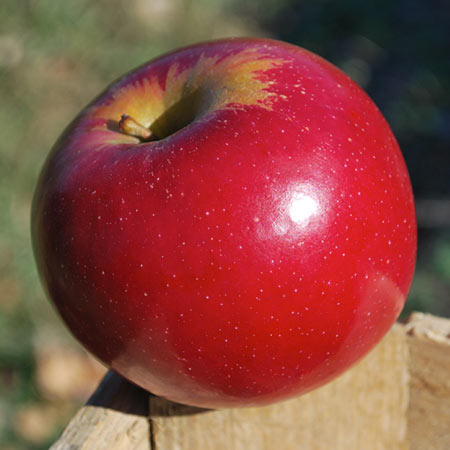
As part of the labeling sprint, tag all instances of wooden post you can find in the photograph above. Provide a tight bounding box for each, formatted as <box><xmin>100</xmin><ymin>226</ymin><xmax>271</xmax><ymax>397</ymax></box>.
<box><xmin>50</xmin><ymin>313</ymin><xmax>450</xmax><ymax>450</ymax></box>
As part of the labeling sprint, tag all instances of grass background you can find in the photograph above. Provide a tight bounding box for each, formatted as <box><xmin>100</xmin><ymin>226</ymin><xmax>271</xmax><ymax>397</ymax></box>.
<box><xmin>0</xmin><ymin>0</ymin><xmax>448</xmax><ymax>448</ymax></box>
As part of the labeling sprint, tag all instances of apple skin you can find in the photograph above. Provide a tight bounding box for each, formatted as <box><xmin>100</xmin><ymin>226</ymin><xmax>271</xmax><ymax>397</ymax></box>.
<box><xmin>32</xmin><ymin>38</ymin><xmax>416</xmax><ymax>408</ymax></box>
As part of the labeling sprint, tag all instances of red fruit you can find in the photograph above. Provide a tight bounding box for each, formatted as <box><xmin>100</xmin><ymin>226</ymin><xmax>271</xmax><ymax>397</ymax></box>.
<box><xmin>32</xmin><ymin>38</ymin><xmax>416</xmax><ymax>408</ymax></box>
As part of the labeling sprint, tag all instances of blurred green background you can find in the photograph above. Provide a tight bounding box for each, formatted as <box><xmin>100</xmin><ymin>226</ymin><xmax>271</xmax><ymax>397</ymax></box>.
<box><xmin>0</xmin><ymin>0</ymin><xmax>448</xmax><ymax>448</ymax></box>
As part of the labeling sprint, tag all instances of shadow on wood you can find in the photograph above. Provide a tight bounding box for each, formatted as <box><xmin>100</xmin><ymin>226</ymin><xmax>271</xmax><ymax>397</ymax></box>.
<box><xmin>149</xmin><ymin>394</ymin><xmax>211</xmax><ymax>417</ymax></box>
<box><xmin>87</xmin><ymin>370</ymin><xmax>149</xmax><ymax>416</ymax></box>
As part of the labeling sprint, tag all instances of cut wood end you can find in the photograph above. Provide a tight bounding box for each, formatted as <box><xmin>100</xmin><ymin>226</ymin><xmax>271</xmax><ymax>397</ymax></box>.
<box><xmin>404</xmin><ymin>312</ymin><xmax>450</xmax><ymax>344</ymax></box>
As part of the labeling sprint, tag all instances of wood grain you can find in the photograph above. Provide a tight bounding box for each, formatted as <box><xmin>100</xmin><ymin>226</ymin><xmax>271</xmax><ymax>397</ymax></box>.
<box><xmin>50</xmin><ymin>313</ymin><xmax>450</xmax><ymax>450</ymax></box>
<box><xmin>50</xmin><ymin>371</ymin><xmax>150</xmax><ymax>450</ymax></box>
<box><xmin>405</xmin><ymin>313</ymin><xmax>450</xmax><ymax>450</ymax></box>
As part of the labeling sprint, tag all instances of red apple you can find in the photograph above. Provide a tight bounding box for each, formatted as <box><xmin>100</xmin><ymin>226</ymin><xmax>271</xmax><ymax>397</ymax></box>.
<box><xmin>32</xmin><ymin>38</ymin><xmax>416</xmax><ymax>408</ymax></box>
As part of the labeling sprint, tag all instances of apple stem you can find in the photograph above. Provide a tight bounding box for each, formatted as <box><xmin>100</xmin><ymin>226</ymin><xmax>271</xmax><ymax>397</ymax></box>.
<box><xmin>119</xmin><ymin>114</ymin><xmax>152</xmax><ymax>141</ymax></box>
